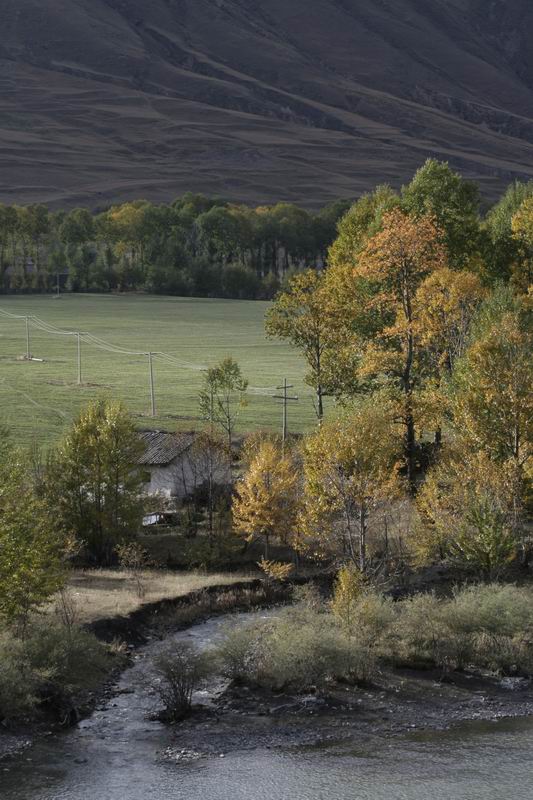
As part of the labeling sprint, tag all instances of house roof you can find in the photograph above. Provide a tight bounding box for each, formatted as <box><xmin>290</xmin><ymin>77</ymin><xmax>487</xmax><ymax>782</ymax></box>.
<box><xmin>138</xmin><ymin>430</ymin><xmax>195</xmax><ymax>467</ymax></box>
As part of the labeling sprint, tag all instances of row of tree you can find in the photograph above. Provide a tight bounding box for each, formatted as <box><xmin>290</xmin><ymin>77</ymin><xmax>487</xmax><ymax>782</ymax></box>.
<box><xmin>2</xmin><ymin>160</ymin><xmax>533</xmax><ymax>301</ymax></box>
<box><xmin>0</xmin><ymin>194</ymin><xmax>349</xmax><ymax>299</ymax></box>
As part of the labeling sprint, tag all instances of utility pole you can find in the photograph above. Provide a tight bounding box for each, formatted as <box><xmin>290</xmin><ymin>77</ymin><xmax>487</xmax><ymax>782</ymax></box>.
<box><xmin>273</xmin><ymin>379</ymin><xmax>298</xmax><ymax>452</ymax></box>
<box><xmin>25</xmin><ymin>316</ymin><xmax>31</xmax><ymax>360</ymax></box>
<box><xmin>148</xmin><ymin>352</ymin><xmax>156</xmax><ymax>417</ymax></box>
<box><xmin>77</xmin><ymin>332</ymin><xmax>82</xmax><ymax>385</ymax></box>
<box><xmin>209</xmin><ymin>385</ymin><xmax>214</xmax><ymax>435</ymax></box>
<box><xmin>76</xmin><ymin>332</ymin><xmax>89</xmax><ymax>385</ymax></box>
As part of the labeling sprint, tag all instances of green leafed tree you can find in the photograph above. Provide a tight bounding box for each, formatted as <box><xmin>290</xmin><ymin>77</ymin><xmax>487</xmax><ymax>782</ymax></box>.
<box><xmin>265</xmin><ymin>269</ymin><xmax>332</xmax><ymax>419</ymax></box>
<box><xmin>0</xmin><ymin>434</ymin><xmax>68</xmax><ymax>623</ymax></box>
<box><xmin>401</xmin><ymin>159</ymin><xmax>481</xmax><ymax>269</ymax></box>
<box><xmin>327</xmin><ymin>184</ymin><xmax>399</xmax><ymax>269</ymax></box>
<box><xmin>484</xmin><ymin>180</ymin><xmax>533</xmax><ymax>284</ymax></box>
<box><xmin>49</xmin><ymin>400</ymin><xmax>145</xmax><ymax>565</ymax></box>
<box><xmin>199</xmin><ymin>357</ymin><xmax>248</xmax><ymax>451</ymax></box>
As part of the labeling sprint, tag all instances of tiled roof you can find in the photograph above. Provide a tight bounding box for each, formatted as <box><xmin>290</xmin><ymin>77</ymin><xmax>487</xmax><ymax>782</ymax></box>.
<box><xmin>138</xmin><ymin>430</ymin><xmax>195</xmax><ymax>466</ymax></box>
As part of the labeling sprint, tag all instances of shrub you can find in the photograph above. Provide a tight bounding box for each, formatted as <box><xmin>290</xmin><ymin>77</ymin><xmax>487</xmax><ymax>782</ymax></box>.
<box><xmin>331</xmin><ymin>565</ymin><xmax>365</xmax><ymax>630</ymax></box>
<box><xmin>351</xmin><ymin>591</ymin><xmax>396</xmax><ymax>658</ymax></box>
<box><xmin>218</xmin><ymin>602</ymin><xmax>377</xmax><ymax>692</ymax></box>
<box><xmin>395</xmin><ymin>584</ymin><xmax>533</xmax><ymax>674</ymax></box>
<box><xmin>217</xmin><ymin>620</ymin><xmax>267</xmax><ymax>682</ymax></box>
<box><xmin>0</xmin><ymin>633</ymin><xmax>43</xmax><ymax>721</ymax></box>
<box><xmin>152</xmin><ymin>641</ymin><xmax>214</xmax><ymax>721</ymax></box>
<box><xmin>258</xmin><ymin>558</ymin><xmax>294</xmax><ymax>582</ymax></box>
<box><xmin>22</xmin><ymin>618</ymin><xmax>115</xmax><ymax>701</ymax></box>
<box><xmin>0</xmin><ymin>619</ymin><xmax>118</xmax><ymax>723</ymax></box>
<box><xmin>292</xmin><ymin>582</ymin><xmax>323</xmax><ymax>612</ymax></box>
<box><xmin>218</xmin><ymin>583</ymin><xmax>533</xmax><ymax>700</ymax></box>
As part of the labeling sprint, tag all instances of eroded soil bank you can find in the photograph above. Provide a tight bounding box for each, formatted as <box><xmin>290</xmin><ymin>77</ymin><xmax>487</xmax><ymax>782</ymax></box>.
<box><xmin>0</xmin><ymin>577</ymin><xmax>298</xmax><ymax>762</ymax></box>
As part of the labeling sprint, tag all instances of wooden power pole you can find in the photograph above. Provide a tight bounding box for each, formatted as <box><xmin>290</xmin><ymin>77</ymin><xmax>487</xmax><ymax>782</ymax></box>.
<box><xmin>273</xmin><ymin>379</ymin><xmax>298</xmax><ymax>451</ymax></box>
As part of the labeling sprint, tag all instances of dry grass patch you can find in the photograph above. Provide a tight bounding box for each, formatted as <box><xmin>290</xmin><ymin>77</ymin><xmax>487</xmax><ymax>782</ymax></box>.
<box><xmin>58</xmin><ymin>569</ymin><xmax>252</xmax><ymax>624</ymax></box>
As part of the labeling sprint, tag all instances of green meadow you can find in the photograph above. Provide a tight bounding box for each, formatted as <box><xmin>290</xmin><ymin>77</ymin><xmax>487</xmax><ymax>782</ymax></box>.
<box><xmin>0</xmin><ymin>294</ymin><xmax>318</xmax><ymax>448</ymax></box>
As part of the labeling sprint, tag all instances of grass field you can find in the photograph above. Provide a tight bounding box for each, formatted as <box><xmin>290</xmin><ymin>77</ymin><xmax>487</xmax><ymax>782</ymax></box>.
<box><xmin>60</xmin><ymin>569</ymin><xmax>251</xmax><ymax>624</ymax></box>
<box><xmin>0</xmin><ymin>294</ymin><xmax>318</xmax><ymax>447</ymax></box>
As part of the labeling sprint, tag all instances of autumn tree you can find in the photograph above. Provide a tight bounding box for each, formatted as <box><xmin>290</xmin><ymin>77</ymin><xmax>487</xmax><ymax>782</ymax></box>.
<box><xmin>233</xmin><ymin>439</ymin><xmax>299</xmax><ymax>558</ymax></box>
<box><xmin>0</xmin><ymin>437</ymin><xmax>68</xmax><ymax>622</ymax></box>
<box><xmin>300</xmin><ymin>401</ymin><xmax>402</xmax><ymax>571</ymax></box>
<box><xmin>413</xmin><ymin>267</ymin><xmax>486</xmax><ymax>442</ymax></box>
<box><xmin>265</xmin><ymin>269</ymin><xmax>332</xmax><ymax>419</ymax></box>
<box><xmin>511</xmin><ymin>196</ymin><xmax>533</xmax><ymax>293</ymax></box>
<box><xmin>199</xmin><ymin>357</ymin><xmax>248</xmax><ymax>451</ymax></box>
<box><xmin>451</xmin><ymin>297</ymin><xmax>532</xmax><ymax>474</ymax></box>
<box><xmin>331</xmin><ymin>208</ymin><xmax>448</xmax><ymax>489</ymax></box>
<box><xmin>415</xmin><ymin>449</ymin><xmax>524</xmax><ymax>579</ymax></box>
<box><xmin>49</xmin><ymin>400</ymin><xmax>145</xmax><ymax>565</ymax></box>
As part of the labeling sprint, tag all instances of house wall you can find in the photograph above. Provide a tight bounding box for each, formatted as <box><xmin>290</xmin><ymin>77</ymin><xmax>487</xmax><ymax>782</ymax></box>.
<box><xmin>143</xmin><ymin>454</ymin><xmax>230</xmax><ymax>500</ymax></box>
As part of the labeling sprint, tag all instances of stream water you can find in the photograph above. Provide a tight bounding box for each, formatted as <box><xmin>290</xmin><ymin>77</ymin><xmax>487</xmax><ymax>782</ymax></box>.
<box><xmin>2</xmin><ymin>612</ymin><xmax>533</xmax><ymax>800</ymax></box>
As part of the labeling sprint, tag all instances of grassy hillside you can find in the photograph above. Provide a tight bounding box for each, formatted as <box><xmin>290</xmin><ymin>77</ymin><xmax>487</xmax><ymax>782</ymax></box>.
<box><xmin>0</xmin><ymin>294</ymin><xmax>317</xmax><ymax>448</ymax></box>
<box><xmin>1</xmin><ymin>0</ymin><xmax>533</xmax><ymax>208</ymax></box>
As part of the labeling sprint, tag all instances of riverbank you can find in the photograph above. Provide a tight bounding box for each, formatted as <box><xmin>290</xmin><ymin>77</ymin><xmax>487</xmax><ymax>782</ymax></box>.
<box><xmin>163</xmin><ymin>667</ymin><xmax>533</xmax><ymax>762</ymax></box>
<box><xmin>3</xmin><ymin>600</ymin><xmax>533</xmax><ymax>800</ymax></box>
<box><xmin>4</xmin><ymin>575</ymin><xmax>533</xmax><ymax>768</ymax></box>
<box><xmin>0</xmin><ymin>576</ymin><xmax>298</xmax><ymax>762</ymax></box>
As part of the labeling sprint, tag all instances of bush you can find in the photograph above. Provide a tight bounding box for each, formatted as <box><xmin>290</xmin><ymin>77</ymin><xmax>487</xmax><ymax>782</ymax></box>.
<box><xmin>217</xmin><ymin>620</ymin><xmax>266</xmax><ymax>682</ymax></box>
<box><xmin>218</xmin><ymin>600</ymin><xmax>377</xmax><ymax>692</ymax></box>
<box><xmin>0</xmin><ymin>633</ymin><xmax>42</xmax><ymax>721</ymax></box>
<box><xmin>152</xmin><ymin>641</ymin><xmax>214</xmax><ymax>721</ymax></box>
<box><xmin>331</xmin><ymin>565</ymin><xmax>365</xmax><ymax>630</ymax></box>
<box><xmin>395</xmin><ymin>584</ymin><xmax>533</xmax><ymax>674</ymax></box>
<box><xmin>22</xmin><ymin>618</ymin><xmax>115</xmax><ymax>700</ymax></box>
<box><xmin>0</xmin><ymin>618</ymin><xmax>118</xmax><ymax>723</ymax></box>
<box><xmin>218</xmin><ymin>583</ymin><xmax>533</xmax><ymax>696</ymax></box>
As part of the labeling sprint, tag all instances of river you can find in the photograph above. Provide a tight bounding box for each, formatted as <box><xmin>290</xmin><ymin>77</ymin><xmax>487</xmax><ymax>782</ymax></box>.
<box><xmin>2</xmin><ymin>612</ymin><xmax>533</xmax><ymax>800</ymax></box>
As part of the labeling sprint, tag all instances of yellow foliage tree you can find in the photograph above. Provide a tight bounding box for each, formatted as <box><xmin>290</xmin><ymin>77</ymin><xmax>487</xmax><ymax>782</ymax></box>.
<box><xmin>233</xmin><ymin>440</ymin><xmax>299</xmax><ymax>558</ymax></box>
<box><xmin>415</xmin><ymin>449</ymin><xmax>524</xmax><ymax>578</ymax></box>
<box><xmin>451</xmin><ymin>307</ymin><xmax>532</xmax><ymax>472</ymax></box>
<box><xmin>413</xmin><ymin>267</ymin><xmax>486</xmax><ymax>440</ymax></box>
<box><xmin>300</xmin><ymin>400</ymin><xmax>402</xmax><ymax>571</ymax></box>
<box><xmin>511</xmin><ymin>196</ymin><xmax>533</xmax><ymax>293</ymax></box>
<box><xmin>326</xmin><ymin>208</ymin><xmax>448</xmax><ymax>489</ymax></box>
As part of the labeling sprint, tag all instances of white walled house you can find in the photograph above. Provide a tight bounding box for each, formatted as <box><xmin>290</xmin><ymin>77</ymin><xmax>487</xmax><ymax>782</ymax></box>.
<box><xmin>138</xmin><ymin>431</ymin><xmax>196</xmax><ymax>499</ymax></box>
<box><xmin>138</xmin><ymin>430</ymin><xmax>229</xmax><ymax>500</ymax></box>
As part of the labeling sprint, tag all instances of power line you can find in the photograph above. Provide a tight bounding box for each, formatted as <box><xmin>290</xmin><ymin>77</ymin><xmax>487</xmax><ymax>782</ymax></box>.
<box><xmin>0</xmin><ymin>308</ymin><xmax>292</xmax><ymax>411</ymax></box>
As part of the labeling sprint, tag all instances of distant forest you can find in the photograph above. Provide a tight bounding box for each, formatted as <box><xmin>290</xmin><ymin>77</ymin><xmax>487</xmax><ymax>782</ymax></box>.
<box><xmin>1</xmin><ymin>160</ymin><xmax>532</xmax><ymax>299</ymax></box>
<box><xmin>0</xmin><ymin>195</ymin><xmax>350</xmax><ymax>300</ymax></box>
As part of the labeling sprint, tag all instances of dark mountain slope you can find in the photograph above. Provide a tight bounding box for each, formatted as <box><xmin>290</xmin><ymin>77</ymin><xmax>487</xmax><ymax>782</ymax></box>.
<box><xmin>1</xmin><ymin>0</ymin><xmax>532</xmax><ymax>208</ymax></box>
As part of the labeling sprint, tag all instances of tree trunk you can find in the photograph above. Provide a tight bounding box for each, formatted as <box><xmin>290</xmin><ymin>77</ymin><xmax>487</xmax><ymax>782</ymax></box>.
<box><xmin>405</xmin><ymin>404</ymin><xmax>416</xmax><ymax>495</ymax></box>
<box><xmin>359</xmin><ymin>505</ymin><xmax>367</xmax><ymax>573</ymax></box>
<box><xmin>317</xmin><ymin>386</ymin><xmax>324</xmax><ymax>421</ymax></box>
